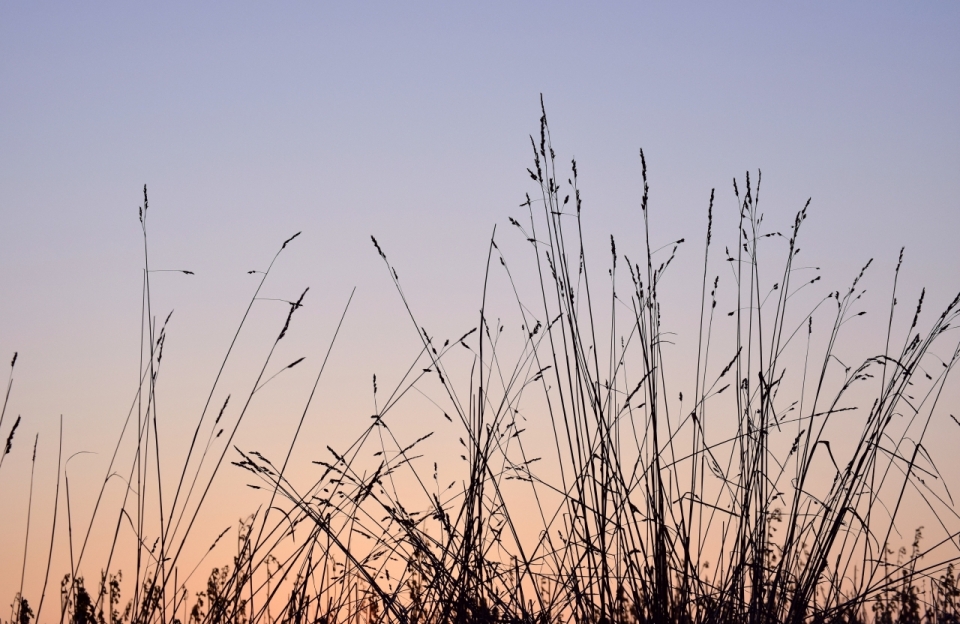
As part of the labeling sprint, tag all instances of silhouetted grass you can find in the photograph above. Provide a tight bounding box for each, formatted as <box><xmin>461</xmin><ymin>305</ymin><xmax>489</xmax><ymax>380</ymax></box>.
<box><xmin>3</xmin><ymin>103</ymin><xmax>960</xmax><ymax>623</ymax></box>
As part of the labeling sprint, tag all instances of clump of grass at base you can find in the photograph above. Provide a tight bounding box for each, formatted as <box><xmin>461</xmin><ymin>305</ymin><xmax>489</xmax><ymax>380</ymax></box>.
<box><xmin>4</xmin><ymin>105</ymin><xmax>960</xmax><ymax>624</ymax></box>
<box><xmin>236</xmin><ymin>105</ymin><xmax>960</xmax><ymax>624</ymax></box>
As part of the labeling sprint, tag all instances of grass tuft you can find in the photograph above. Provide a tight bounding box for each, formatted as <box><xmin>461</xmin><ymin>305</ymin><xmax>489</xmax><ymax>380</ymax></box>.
<box><xmin>3</xmin><ymin>106</ymin><xmax>960</xmax><ymax>624</ymax></box>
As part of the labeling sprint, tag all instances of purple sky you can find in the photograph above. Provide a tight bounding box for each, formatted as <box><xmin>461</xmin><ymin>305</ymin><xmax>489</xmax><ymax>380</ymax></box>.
<box><xmin>2</xmin><ymin>1</ymin><xmax>959</xmax><ymax>600</ymax></box>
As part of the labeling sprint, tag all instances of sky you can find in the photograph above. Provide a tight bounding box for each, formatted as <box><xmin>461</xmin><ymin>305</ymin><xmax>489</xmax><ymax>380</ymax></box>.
<box><xmin>1</xmin><ymin>1</ymin><xmax>959</xmax><ymax>606</ymax></box>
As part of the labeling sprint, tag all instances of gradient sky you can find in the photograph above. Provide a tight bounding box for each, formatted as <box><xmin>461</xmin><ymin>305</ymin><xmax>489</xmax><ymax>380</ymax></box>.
<box><xmin>2</xmin><ymin>1</ymin><xmax>959</xmax><ymax>602</ymax></box>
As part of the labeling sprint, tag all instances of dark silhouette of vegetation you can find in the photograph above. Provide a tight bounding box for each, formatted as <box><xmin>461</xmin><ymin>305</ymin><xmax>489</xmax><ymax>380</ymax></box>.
<box><xmin>3</xmin><ymin>103</ymin><xmax>960</xmax><ymax>622</ymax></box>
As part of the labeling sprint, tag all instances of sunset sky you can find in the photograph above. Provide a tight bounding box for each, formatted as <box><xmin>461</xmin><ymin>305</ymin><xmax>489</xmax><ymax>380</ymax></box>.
<box><xmin>1</xmin><ymin>2</ymin><xmax>959</xmax><ymax>603</ymax></box>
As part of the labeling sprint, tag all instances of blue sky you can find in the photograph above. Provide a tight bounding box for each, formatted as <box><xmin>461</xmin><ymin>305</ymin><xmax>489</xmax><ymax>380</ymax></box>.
<box><xmin>1</xmin><ymin>1</ymin><xmax>958</xmax><ymax>597</ymax></box>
